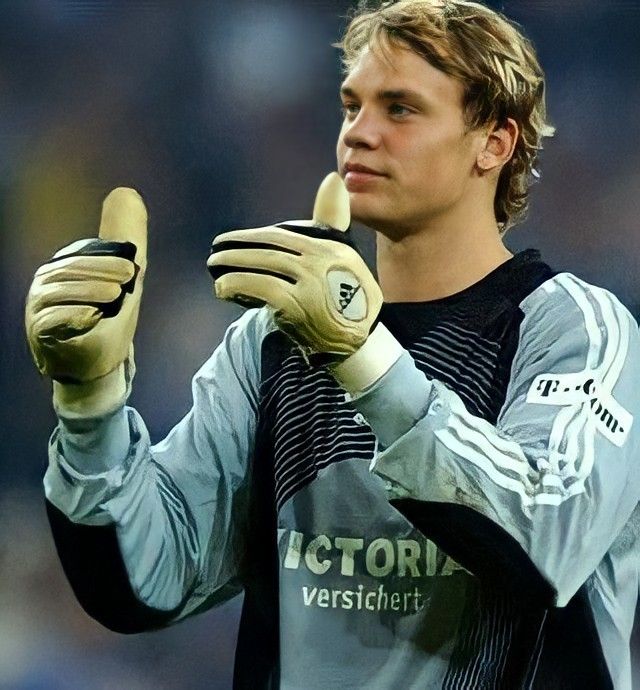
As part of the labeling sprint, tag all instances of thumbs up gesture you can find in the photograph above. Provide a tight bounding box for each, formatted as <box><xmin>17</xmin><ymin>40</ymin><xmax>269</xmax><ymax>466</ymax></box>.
<box><xmin>207</xmin><ymin>173</ymin><xmax>383</xmax><ymax>361</ymax></box>
<box><xmin>25</xmin><ymin>188</ymin><xmax>147</xmax><ymax>413</ymax></box>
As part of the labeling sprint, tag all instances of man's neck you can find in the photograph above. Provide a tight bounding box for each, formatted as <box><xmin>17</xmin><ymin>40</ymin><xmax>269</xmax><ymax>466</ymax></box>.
<box><xmin>375</xmin><ymin>214</ymin><xmax>513</xmax><ymax>303</ymax></box>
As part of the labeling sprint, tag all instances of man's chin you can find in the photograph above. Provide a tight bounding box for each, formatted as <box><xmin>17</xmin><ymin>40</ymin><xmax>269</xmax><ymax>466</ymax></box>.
<box><xmin>349</xmin><ymin>196</ymin><xmax>382</xmax><ymax>223</ymax></box>
<box><xmin>350</xmin><ymin>201</ymin><xmax>396</xmax><ymax>234</ymax></box>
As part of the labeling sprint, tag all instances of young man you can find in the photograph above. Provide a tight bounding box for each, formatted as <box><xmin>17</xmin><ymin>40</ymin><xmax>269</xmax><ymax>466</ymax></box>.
<box><xmin>26</xmin><ymin>1</ymin><xmax>640</xmax><ymax>688</ymax></box>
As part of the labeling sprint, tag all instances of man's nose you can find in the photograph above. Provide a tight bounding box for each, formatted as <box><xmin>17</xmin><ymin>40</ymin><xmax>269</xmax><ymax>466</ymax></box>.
<box><xmin>341</xmin><ymin>110</ymin><xmax>382</xmax><ymax>149</ymax></box>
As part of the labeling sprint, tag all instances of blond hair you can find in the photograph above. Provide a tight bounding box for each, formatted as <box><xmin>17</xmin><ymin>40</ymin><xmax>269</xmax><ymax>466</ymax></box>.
<box><xmin>334</xmin><ymin>0</ymin><xmax>555</xmax><ymax>233</ymax></box>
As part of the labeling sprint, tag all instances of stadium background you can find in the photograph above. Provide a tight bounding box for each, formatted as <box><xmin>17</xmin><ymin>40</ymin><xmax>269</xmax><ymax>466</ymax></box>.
<box><xmin>1</xmin><ymin>0</ymin><xmax>639</xmax><ymax>687</ymax></box>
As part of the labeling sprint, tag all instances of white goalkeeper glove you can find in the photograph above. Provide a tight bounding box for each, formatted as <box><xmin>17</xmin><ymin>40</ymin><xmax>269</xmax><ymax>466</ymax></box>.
<box><xmin>207</xmin><ymin>172</ymin><xmax>384</xmax><ymax>364</ymax></box>
<box><xmin>25</xmin><ymin>187</ymin><xmax>147</xmax><ymax>418</ymax></box>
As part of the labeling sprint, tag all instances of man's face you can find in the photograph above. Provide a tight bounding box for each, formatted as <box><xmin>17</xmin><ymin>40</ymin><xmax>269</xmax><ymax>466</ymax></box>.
<box><xmin>336</xmin><ymin>41</ymin><xmax>484</xmax><ymax>236</ymax></box>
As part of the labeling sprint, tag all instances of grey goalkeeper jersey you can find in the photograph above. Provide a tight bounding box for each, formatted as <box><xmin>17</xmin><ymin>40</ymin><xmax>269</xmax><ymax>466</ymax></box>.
<box><xmin>44</xmin><ymin>250</ymin><xmax>640</xmax><ymax>689</ymax></box>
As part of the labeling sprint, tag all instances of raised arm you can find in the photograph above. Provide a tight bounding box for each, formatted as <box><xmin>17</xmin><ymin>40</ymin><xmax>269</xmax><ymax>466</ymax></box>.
<box><xmin>43</xmin><ymin>307</ymin><xmax>271</xmax><ymax>632</ymax></box>
<box><xmin>25</xmin><ymin>188</ymin><xmax>273</xmax><ymax>631</ymax></box>
<box><xmin>338</xmin><ymin>274</ymin><xmax>640</xmax><ymax>606</ymax></box>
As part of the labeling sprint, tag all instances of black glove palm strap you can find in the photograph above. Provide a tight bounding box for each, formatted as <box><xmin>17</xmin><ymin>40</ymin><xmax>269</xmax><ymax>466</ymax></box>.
<box><xmin>45</xmin><ymin>239</ymin><xmax>139</xmax><ymax>318</ymax></box>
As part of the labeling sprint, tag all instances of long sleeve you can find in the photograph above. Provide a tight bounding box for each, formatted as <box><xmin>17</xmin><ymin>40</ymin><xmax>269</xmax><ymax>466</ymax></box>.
<box><xmin>350</xmin><ymin>273</ymin><xmax>640</xmax><ymax>607</ymax></box>
<box><xmin>43</xmin><ymin>307</ymin><xmax>275</xmax><ymax>632</ymax></box>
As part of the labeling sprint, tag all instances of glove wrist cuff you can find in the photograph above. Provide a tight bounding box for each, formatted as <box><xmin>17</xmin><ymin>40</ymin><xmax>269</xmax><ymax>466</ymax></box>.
<box><xmin>329</xmin><ymin>322</ymin><xmax>403</xmax><ymax>395</ymax></box>
<box><xmin>53</xmin><ymin>359</ymin><xmax>133</xmax><ymax>420</ymax></box>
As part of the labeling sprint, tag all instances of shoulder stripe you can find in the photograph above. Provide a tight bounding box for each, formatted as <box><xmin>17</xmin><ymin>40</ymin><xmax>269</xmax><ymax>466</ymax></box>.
<box><xmin>433</xmin><ymin>273</ymin><xmax>632</xmax><ymax>515</ymax></box>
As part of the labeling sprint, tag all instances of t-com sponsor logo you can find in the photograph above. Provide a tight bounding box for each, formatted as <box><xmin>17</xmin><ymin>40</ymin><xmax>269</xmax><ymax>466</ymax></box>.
<box><xmin>527</xmin><ymin>372</ymin><xmax>632</xmax><ymax>447</ymax></box>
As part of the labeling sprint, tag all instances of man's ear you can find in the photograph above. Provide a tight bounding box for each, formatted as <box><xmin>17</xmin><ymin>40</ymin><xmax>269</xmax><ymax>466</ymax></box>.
<box><xmin>477</xmin><ymin>118</ymin><xmax>519</xmax><ymax>173</ymax></box>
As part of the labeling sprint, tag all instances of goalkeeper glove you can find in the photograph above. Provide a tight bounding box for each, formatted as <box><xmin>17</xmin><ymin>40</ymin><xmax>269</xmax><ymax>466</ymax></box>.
<box><xmin>207</xmin><ymin>172</ymin><xmax>384</xmax><ymax>362</ymax></box>
<box><xmin>25</xmin><ymin>187</ymin><xmax>147</xmax><ymax>417</ymax></box>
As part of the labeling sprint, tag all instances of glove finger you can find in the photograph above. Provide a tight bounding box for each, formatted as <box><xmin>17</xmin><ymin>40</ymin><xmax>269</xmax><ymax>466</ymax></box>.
<box><xmin>214</xmin><ymin>271</ymin><xmax>294</xmax><ymax>311</ymax></box>
<box><xmin>212</xmin><ymin>227</ymin><xmax>313</xmax><ymax>255</ymax></box>
<box><xmin>28</xmin><ymin>280</ymin><xmax>124</xmax><ymax>316</ymax></box>
<box><xmin>207</xmin><ymin>247</ymin><xmax>299</xmax><ymax>283</ymax></box>
<box><xmin>98</xmin><ymin>188</ymin><xmax>148</xmax><ymax>273</ymax></box>
<box><xmin>35</xmin><ymin>255</ymin><xmax>136</xmax><ymax>285</ymax></box>
<box><xmin>28</xmin><ymin>304</ymin><xmax>101</xmax><ymax>340</ymax></box>
<box><xmin>312</xmin><ymin>172</ymin><xmax>350</xmax><ymax>231</ymax></box>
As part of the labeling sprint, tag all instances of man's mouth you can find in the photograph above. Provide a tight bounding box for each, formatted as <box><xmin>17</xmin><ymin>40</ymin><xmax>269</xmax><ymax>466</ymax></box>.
<box><xmin>343</xmin><ymin>163</ymin><xmax>387</xmax><ymax>191</ymax></box>
<box><xmin>343</xmin><ymin>163</ymin><xmax>385</xmax><ymax>176</ymax></box>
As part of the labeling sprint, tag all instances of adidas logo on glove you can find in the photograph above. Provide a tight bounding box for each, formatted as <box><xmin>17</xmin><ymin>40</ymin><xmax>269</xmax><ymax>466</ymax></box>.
<box><xmin>329</xmin><ymin>272</ymin><xmax>365</xmax><ymax>321</ymax></box>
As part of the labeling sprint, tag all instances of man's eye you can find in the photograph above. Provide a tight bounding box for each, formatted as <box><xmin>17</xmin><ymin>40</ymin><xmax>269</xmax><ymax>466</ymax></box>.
<box><xmin>340</xmin><ymin>102</ymin><xmax>412</xmax><ymax>119</ymax></box>
<box><xmin>340</xmin><ymin>103</ymin><xmax>359</xmax><ymax>118</ymax></box>
<box><xmin>389</xmin><ymin>103</ymin><xmax>412</xmax><ymax>117</ymax></box>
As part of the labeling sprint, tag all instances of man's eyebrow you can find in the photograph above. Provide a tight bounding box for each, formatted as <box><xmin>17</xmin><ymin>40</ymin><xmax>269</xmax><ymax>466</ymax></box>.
<box><xmin>340</xmin><ymin>85</ymin><xmax>429</xmax><ymax>105</ymax></box>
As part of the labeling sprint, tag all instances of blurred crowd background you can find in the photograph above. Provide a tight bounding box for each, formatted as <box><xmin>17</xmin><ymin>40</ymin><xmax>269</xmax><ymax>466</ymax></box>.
<box><xmin>1</xmin><ymin>0</ymin><xmax>640</xmax><ymax>688</ymax></box>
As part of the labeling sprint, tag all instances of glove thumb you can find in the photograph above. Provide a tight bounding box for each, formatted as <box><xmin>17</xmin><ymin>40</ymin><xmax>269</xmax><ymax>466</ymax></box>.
<box><xmin>98</xmin><ymin>187</ymin><xmax>148</xmax><ymax>274</ymax></box>
<box><xmin>312</xmin><ymin>172</ymin><xmax>350</xmax><ymax>232</ymax></box>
